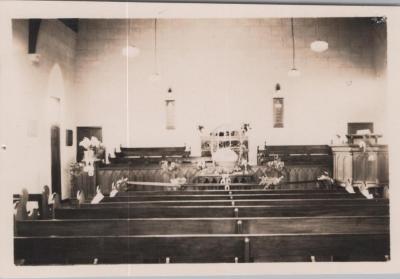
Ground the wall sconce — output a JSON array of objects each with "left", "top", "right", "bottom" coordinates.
[
  {"left": 28, "top": 53, "right": 41, "bottom": 65},
  {"left": 275, "top": 83, "right": 281, "bottom": 93},
  {"left": 165, "top": 88, "right": 175, "bottom": 130},
  {"left": 166, "top": 88, "right": 174, "bottom": 101}
]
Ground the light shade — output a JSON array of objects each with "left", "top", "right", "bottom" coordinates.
[
  {"left": 122, "top": 45, "right": 140, "bottom": 57},
  {"left": 288, "top": 68, "right": 301, "bottom": 77},
  {"left": 310, "top": 40, "right": 329, "bottom": 52},
  {"left": 148, "top": 72, "right": 161, "bottom": 82}
]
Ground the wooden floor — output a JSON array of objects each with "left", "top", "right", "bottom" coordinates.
[{"left": 14, "top": 185, "right": 390, "bottom": 265}]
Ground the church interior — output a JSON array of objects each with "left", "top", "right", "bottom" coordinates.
[{"left": 1, "top": 11, "right": 391, "bottom": 265}]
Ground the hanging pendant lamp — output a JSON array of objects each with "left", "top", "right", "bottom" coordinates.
[
  {"left": 288, "top": 18, "right": 300, "bottom": 77},
  {"left": 122, "top": 19, "right": 140, "bottom": 58},
  {"left": 310, "top": 18, "right": 328, "bottom": 53}
]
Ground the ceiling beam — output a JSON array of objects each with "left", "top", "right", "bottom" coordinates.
[
  {"left": 28, "top": 19, "right": 41, "bottom": 54},
  {"left": 58, "top": 19, "right": 79, "bottom": 33},
  {"left": 29, "top": 0, "right": 400, "bottom": 6}
]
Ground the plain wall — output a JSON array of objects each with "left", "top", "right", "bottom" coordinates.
[
  {"left": 2, "top": 17, "right": 387, "bottom": 196},
  {"left": 4, "top": 19, "right": 77, "bottom": 198},
  {"left": 74, "top": 18, "right": 387, "bottom": 163}
]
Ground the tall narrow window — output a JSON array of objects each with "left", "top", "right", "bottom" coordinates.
[
  {"left": 273, "top": 97, "right": 284, "bottom": 128},
  {"left": 165, "top": 88, "right": 175, "bottom": 130}
]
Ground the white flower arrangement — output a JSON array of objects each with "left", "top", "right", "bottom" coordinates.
[
  {"left": 265, "top": 157, "right": 285, "bottom": 172},
  {"left": 115, "top": 177, "right": 128, "bottom": 191},
  {"left": 79, "top": 136, "right": 104, "bottom": 157},
  {"left": 196, "top": 160, "right": 206, "bottom": 170},
  {"left": 259, "top": 156, "right": 285, "bottom": 189},
  {"left": 160, "top": 160, "right": 179, "bottom": 172},
  {"left": 79, "top": 136, "right": 105, "bottom": 176}
]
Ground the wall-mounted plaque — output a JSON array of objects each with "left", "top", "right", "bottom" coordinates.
[{"left": 66, "top": 129, "right": 73, "bottom": 146}]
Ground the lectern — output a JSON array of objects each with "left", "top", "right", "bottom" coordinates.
[{"left": 331, "top": 134, "right": 388, "bottom": 189}]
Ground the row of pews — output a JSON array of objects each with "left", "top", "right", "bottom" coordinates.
[{"left": 14, "top": 184, "right": 390, "bottom": 265}]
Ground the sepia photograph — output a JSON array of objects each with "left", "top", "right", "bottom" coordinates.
[{"left": 1, "top": 0, "right": 399, "bottom": 277}]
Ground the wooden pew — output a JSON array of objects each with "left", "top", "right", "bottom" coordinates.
[
  {"left": 120, "top": 146, "right": 190, "bottom": 158},
  {"left": 16, "top": 216, "right": 389, "bottom": 236},
  {"left": 257, "top": 144, "right": 332, "bottom": 166},
  {"left": 15, "top": 189, "right": 390, "bottom": 264},
  {"left": 78, "top": 198, "right": 389, "bottom": 208},
  {"left": 54, "top": 204, "right": 389, "bottom": 219},
  {"left": 14, "top": 232, "right": 389, "bottom": 264},
  {"left": 109, "top": 146, "right": 190, "bottom": 165},
  {"left": 13, "top": 186, "right": 51, "bottom": 220}
]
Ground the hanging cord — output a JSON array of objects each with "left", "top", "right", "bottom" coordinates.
[
  {"left": 126, "top": 18, "right": 130, "bottom": 145},
  {"left": 127, "top": 19, "right": 130, "bottom": 46},
  {"left": 154, "top": 18, "right": 158, "bottom": 73},
  {"left": 291, "top": 18, "right": 296, "bottom": 69}
]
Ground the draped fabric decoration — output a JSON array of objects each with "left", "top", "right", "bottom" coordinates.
[
  {"left": 273, "top": 97, "right": 284, "bottom": 128},
  {"left": 166, "top": 100, "right": 175, "bottom": 130}
]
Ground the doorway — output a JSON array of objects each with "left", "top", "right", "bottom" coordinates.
[{"left": 50, "top": 125, "right": 61, "bottom": 195}]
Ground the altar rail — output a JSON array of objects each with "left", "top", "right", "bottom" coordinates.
[{"left": 95, "top": 165, "right": 330, "bottom": 194}]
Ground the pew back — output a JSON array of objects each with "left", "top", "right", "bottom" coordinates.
[
  {"left": 16, "top": 216, "right": 389, "bottom": 236},
  {"left": 15, "top": 233, "right": 389, "bottom": 264},
  {"left": 54, "top": 204, "right": 389, "bottom": 219}
]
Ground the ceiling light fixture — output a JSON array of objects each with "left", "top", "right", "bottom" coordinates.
[
  {"left": 288, "top": 18, "right": 300, "bottom": 77},
  {"left": 310, "top": 18, "right": 328, "bottom": 53},
  {"left": 122, "top": 19, "right": 140, "bottom": 58}
]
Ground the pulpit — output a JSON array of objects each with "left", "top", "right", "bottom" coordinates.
[{"left": 331, "top": 141, "right": 388, "bottom": 189}]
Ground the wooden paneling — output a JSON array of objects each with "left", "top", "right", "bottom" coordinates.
[
  {"left": 73, "top": 171, "right": 96, "bottom": 199},
  {"left": 332, "top": 145, "right": 389, "bottom": 188},
  {"left": 50, "top": 126, "right": 61, "bottom": 196},
  {"left": 348, "top": 122, "right": 374, "bottom": 134}
]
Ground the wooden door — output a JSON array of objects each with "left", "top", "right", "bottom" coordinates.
[
  {"left": 76, "top": 127, "right": 102, "bottom": 162},
  {"left": 51, "top": 125, "right": 61, "bottom": 196}
]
